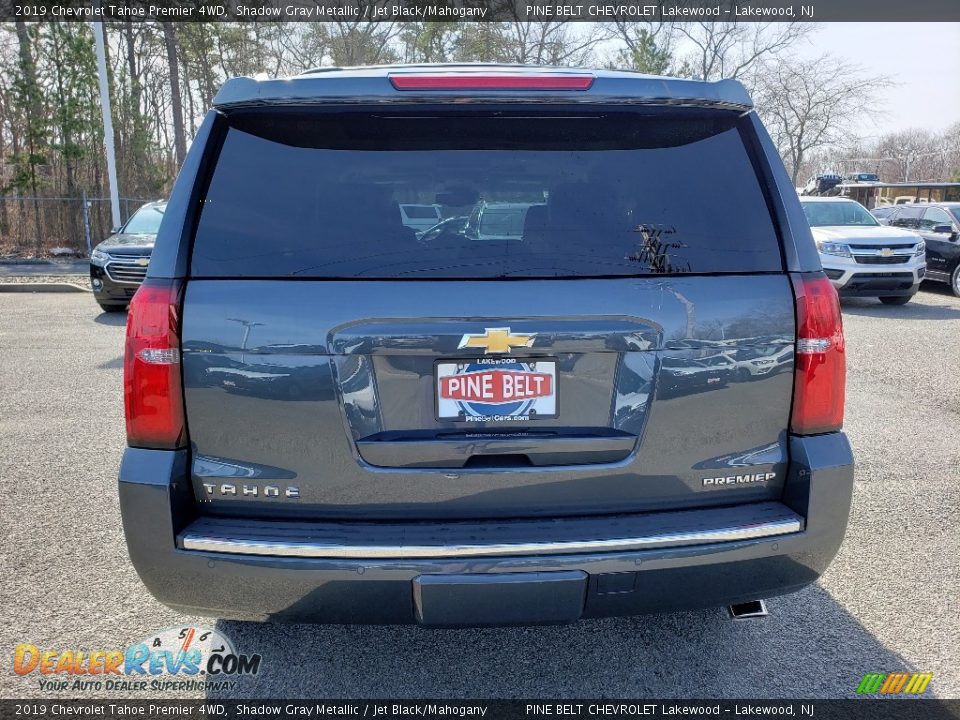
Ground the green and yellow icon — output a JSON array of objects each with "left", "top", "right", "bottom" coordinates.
[{"left": 857, "top": 672, "right": 933, "bottom": 695}]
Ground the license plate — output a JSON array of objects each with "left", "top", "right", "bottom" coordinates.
[{"left": 436, "top": 358, "right": 557, "bottom": 421}]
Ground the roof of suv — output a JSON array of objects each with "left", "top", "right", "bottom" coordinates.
[
  {"left": 212, "top": 64, "right": 753, "bottom": 110},
  {"left": 899, "top": 202, "right": 960, "bottom": 209}
]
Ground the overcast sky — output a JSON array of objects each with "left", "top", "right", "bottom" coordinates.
[{"left": 795, "top": 23, "right": 960, "bottom": 137}]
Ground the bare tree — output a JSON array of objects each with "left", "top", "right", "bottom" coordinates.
[
  {"left": 676, "top": 18, "right": 811, "bottom": 82},
  {"left": 754, "top": 55, "right": 883, "bottom": 185},
  {"left": 945, "top": 121, "right": 960, "bottom": 181},
  {"left": 321, "top": 19, "right": 402, "bottom": 66},
  {"left": 162, "top": 22, "right": 186, "bottom": 166},
  {"left": 500, "top": 22, "right": 609, "bottom": 66},
  {"left": 874, "top": 129, "right": 946, "bottom": 182},
  {"left": 803, "top": 121, "right": 960, "bottom": 183},
  {"left": 454, "top": 24, "right": 512, "bottom": 62},
  {"left": 399, "top": 22, "right": 462, "bottom": 63},
  {"left": 453, "top": 22, "right": 607, "bottom": 66},
  {"left": 608, "top": 17, "right": 809, "bottom": 82},
  {"left": 608, "top": 21, "right": 678, "bottom": 74},
  {"left": 13, "top": 20, "right": 45, "bottom": 253}
]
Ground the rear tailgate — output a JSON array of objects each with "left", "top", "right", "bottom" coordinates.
[
  {"left": 183, "top": 276, "right": 792, "bottom": 519},
  {"left": 181, "top": 106, "right": 794, "bottom": 521}
]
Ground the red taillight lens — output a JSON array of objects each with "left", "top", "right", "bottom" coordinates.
[
  {"left": 791, "top": 274, "right": 845, "bottom": 435},
  {"left": 124, "top": 279, "right": 185, "bottom": 449},
  {"left": 389, "top": 74, "right": 594, "bottom": 91}
]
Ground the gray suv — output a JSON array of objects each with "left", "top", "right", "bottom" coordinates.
[{"left": 119, "top": 65, "right": 854, "bottom": 626}]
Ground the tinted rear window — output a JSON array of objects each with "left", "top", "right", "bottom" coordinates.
[
  {"left": 402, "top": 205, "right": 440, "bottom": 219},
  {"left": 191, "top": 110, "right": 782, "bottom": 278}
]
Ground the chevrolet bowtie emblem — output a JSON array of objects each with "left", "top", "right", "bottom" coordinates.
[{"left": 458, "top": 327, "right": 535, "bottom": 354}]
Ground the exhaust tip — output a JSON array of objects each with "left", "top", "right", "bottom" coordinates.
[{"left": 728, "top": 599, "right": 768, "bottom": 620}]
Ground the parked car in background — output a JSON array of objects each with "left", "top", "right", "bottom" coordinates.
[
  {"left": 657, "top": 355, "right": 732, "bottom": 398},
  {"left": 886, "top": 202, "right": 960, "bottom": 295},
  {"left": 465, "top": 202, "right": 544, "bottom": 240},
  {"left": 802, "top": 173, "right": 843, "bottom": 196},
  {"left": 844, "top": 172, "right": 880, "bottom": 183},
  {"left": 418, "top": 215, "right": 469, "bottom": 244},
  {"left": 870, "top": 206, "right": 897, "bottom": 224},
  {"left": 399, "top": 204, "right": 442, "bottom": 235},
  {"left": 800, "top": 197, "right": 926, "bottom": 305},
  {"left": 728, "top": 344, "right": 793, "bottom": 379},
  {"left": 89, "top": 200, "right": 166, "bottom": 312},
  {"left": 118, "top": 65, "right": 853, "bottom": 626}
]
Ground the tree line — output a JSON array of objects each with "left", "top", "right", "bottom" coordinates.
[{"left": 1, "top": 19, "right": 957, "bottom": 255}]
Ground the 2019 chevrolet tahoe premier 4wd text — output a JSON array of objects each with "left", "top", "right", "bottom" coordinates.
[{"left": 119, "top": 65, "right": 854, "bottom": 626}]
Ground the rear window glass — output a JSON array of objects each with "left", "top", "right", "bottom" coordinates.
[
  {"left": 473, "top": 205, "right": 536, "bottom": 239},
  {"left": 402, "top": 205, "right": 440, "bottom": 219},
  {"left": 191, "top": 111, "right": 782, "bottom": 278}
]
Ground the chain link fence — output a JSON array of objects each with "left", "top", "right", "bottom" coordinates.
[{"left": 0, "top": 195, "right": 158, "bottom": 258}]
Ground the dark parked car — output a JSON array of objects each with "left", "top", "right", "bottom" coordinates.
[
  {"left": 885, "top": 202, "right": 960, "bottom": 295},
  {"left": 89, "top": 200, "right": 166, "bottom": 311},
  {"left": 870, "top": 205, "right": 897, "bottom": 224},
  {"left": 119, "top": 65, "right": 853, "bottom": 626},
  {"left": 844, "top": 172, "right": 880, "bottom": 183},
  {"left": 657, "top": 354, "right": 733, "bottom": 398},
  {"left": 418, "top": 215, "right": 469, "bottom": 244},
  {"left": 802, "top": 173, "right": 843, "bottom": 196}
]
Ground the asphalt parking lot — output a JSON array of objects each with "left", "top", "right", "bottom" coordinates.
[{"left": 1, "top": 287, "right": 958, "bottom": 700}]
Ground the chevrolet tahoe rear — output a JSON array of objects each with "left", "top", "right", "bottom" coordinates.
[{"left": 118, "top": 65, "right": 854, "bottom": 626}]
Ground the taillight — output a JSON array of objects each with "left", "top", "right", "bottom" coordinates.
[
  {"left": 388, "top": 74, "right": 594, "bottom": 91},
  {"left": 124, "top": 279, "right": 185, "bottom": 449},
  {"left": 790, "top": 274, "right": 845, "bottom": 435}
]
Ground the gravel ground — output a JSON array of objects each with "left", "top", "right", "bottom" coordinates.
[
  {"left": 0, "top": 264, "right": 90, "bottom": 291},
  {"left": 0, "top": 260, "right": 88, "bottom": 278},
  {"left": 0, "top": 275, "right": 90, "bottom": 288},
  {"left": 1, "top": 287, "right": 958, "bottom": 700}
]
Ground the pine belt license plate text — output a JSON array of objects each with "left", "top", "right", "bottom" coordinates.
[{"left": 436, "top": 359, "right": 558, "bottom": 422}]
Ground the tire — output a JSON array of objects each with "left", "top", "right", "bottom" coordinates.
[
  {"left": 951, "top": 266, "right": 960, "bottom": 297},
  {"left": 98, "top": 302, "right": 127, "bottom": 312},
  {"left": 878, "top": 296, "right": 912, "bottom": 306}
]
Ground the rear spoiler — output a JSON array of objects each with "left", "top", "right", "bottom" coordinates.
[{"left": 212, "top": 69, "right": 753, "bottom": 111}]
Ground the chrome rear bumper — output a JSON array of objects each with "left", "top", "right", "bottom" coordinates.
[{"left": 179, "top": 502, "right": 802, "bottom": 559}]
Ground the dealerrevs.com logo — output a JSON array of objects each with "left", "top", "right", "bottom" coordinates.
[{"left": 13, "top": 626, "right": 262, "bottom": 693}]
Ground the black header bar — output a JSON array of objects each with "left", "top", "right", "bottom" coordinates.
[
  {"left": 1, "top": 700, "right": 957, "bottom": 720},
  {"left": 5, "top": 0, "right": 960, "bottom": 22}
]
